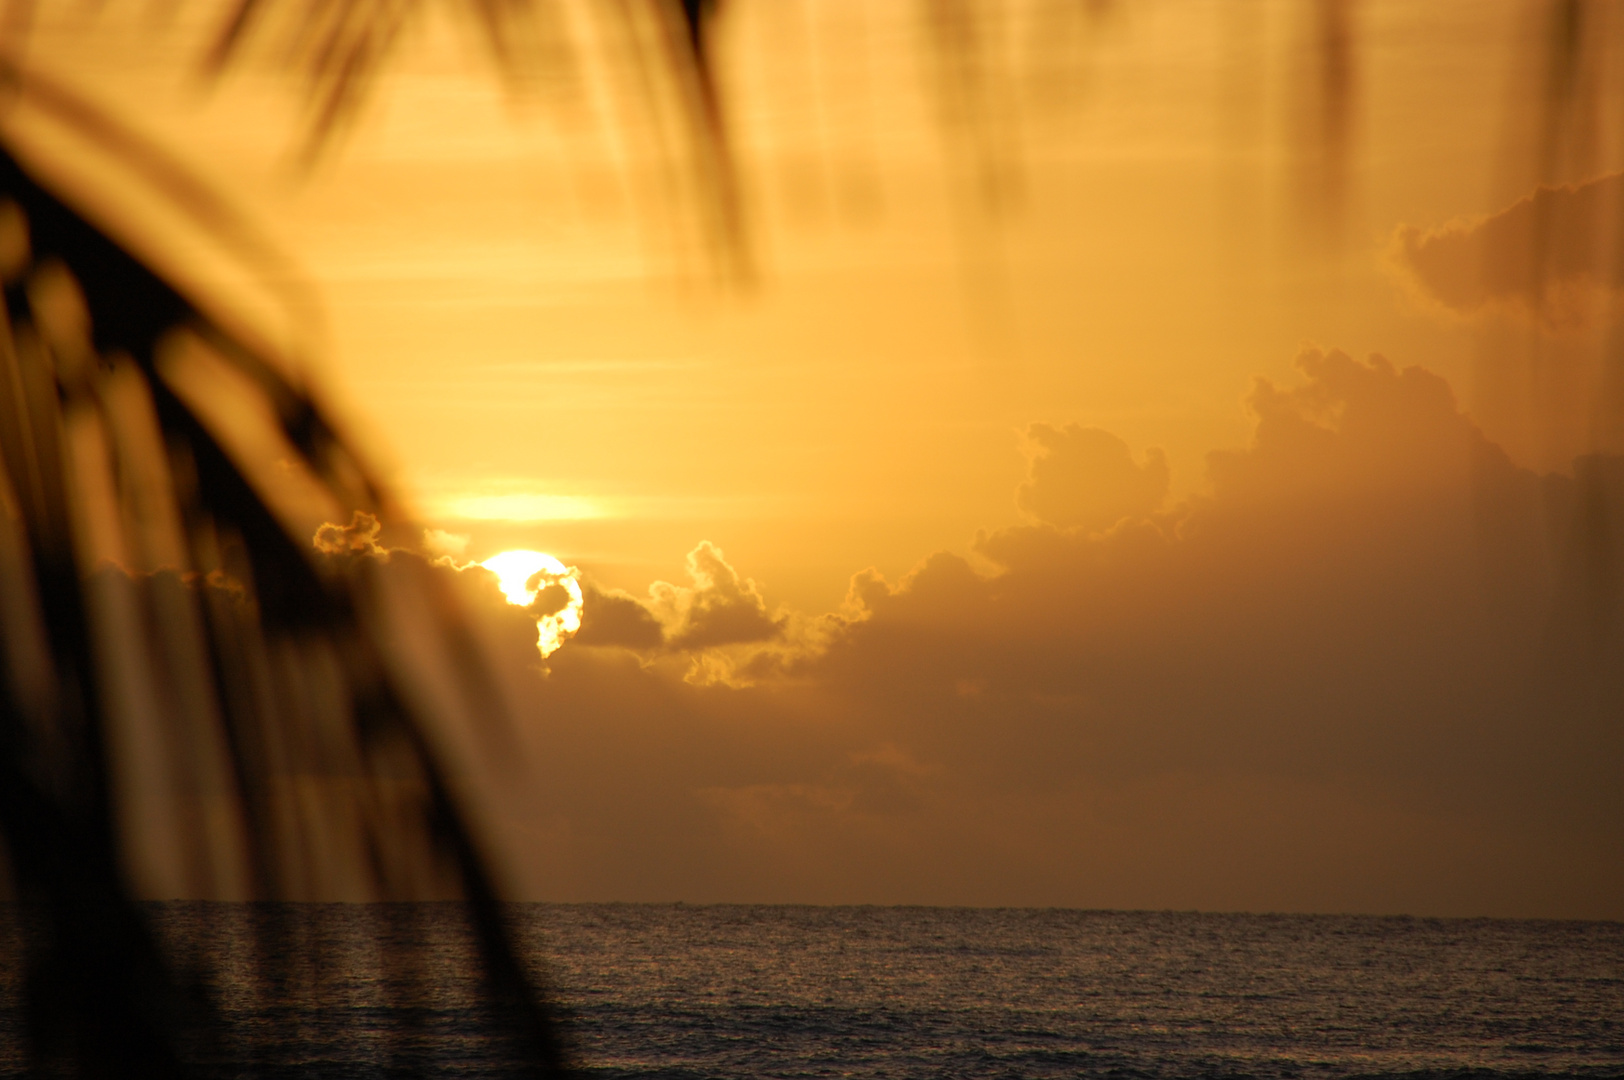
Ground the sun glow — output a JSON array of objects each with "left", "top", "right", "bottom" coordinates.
[
  {"left": 438, "top": 494, "right": 604, "bottom": 522},
  {"left": 481, "top": 549, "right": 585, "bottom": 658}
]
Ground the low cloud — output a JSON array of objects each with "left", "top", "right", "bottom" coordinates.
[
  {"left": 573, "top": 583, "right": 665, "bottom": 649},
  {"left": 1207, "top": 347, "right": 1493, "bottom": 498},
  {"left": 649, "top": 541, "right": 785, "bottom": 650},
  {"left": 390, "top": 350, "right": 1623, "bottom": 917},
  {"left": 313, "top": 520, "right": 788, "bottom": 668},
  {"left": 312, "top": 510, "right": 387, "bottom": 557},
  {"left": 1016, "top": 423, "right": 1169, "bottom": 530},
  {"left": 1394, "top": 171, "right": 1624, "bottom": 329}
]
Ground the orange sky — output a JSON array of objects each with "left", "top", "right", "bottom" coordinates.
[{"left": 23, "top": 0, "right": 1624, "bottom": 916}]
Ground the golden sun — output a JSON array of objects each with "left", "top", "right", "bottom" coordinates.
[{"left": 481, "top": 549, "right": 585, "bottom": 658}]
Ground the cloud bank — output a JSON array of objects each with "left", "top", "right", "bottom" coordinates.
[
  {"left": 367, "top": 349, "right": 1622, "bottom": 917},
  {"left": 1016, "top": 423, "right": 1169, "bottom": 530},
  {"left": 1394, "top": 171, "right": 1624, "bottom": 329}
]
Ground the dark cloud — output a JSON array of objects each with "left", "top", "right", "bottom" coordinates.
[
  {"left": 1016, "top": 422, "right": 1169, "bottom": 529},
  {"left": 653, "top": 541, "right": 784, "bottom": 650},
  {"left": 388, "top": 351, "right": 1623, "bottom": 916},
  {"left": 573, "top": 583, "right": 665, "bottom": 649},
  {"left": 1394, "top": 171, "right": 1624, "bottom": 329},
  {"left": 312, "top": 510, "right": 386, "bottom": 556},
  {"left": 1207, "top": 347, "right": 1495, "bottom": 499},
  {"left": 523, "top": 542, "right": 788, "bottom": 658},
  {"left": 529, "top": 581, "right": 574, "bottom": 618}
]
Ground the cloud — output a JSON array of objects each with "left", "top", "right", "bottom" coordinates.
[
  {"left": 573, "top": 583, "right": 665, "bottom": 649},
  {"left": 422, "top": 528, "right": 469, "bottom": 558},
  {"left": 311, "top": 518, "right": 594, "bottom": 659},
  {"left": 1394, "top": 171, "right": 1624, "bottom": 329},
  {"left": 318, "top": 519, "right": 784, "bottom": 665},
  {"left": 1206, "top": 347, "right": 1495, "bottom": 499},
  {"left": 650, "top": 541, "right": 785, "bottom": 650},
  {"left": 312, "top": 510, "right": 386, "bottom": 557},
  {"left": 1016, "top": 422, "right": 1169, "bottom": 529},
  {"left": 341, "top": 352, "right": 1624, "bottom": 916},
  {"left": 516, "top": 543, "right": 791, "bottom": 659}
]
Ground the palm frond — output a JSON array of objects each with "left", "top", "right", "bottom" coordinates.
[{"left": 0, "top": 77, "right": 565, "bottom": 1075}]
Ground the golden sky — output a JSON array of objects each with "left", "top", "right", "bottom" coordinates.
[{"left": 22, "top": 0, "right": 1624, "bottom": 916}]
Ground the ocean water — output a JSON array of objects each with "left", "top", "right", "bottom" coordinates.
[
  {"left": 3, "top": 904, "right": 1621, "bottom": 1078},
  {"left": 532, "top": 906, "right": 1624, "bottom": 1080}
]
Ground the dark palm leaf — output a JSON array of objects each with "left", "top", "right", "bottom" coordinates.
[{"left": 0, "top": 61, "right": 565, "bottom": 1078}]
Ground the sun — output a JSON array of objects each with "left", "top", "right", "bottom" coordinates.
[{"left": 481, "top": 549, "right": 585, "bottom": 657}]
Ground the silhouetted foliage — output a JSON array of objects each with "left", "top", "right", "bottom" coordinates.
[{"left": 0, "top": 122, "right": 563, "bottom": 1079}]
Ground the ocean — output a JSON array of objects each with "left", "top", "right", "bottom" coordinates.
[{"left": 4, "top": 904, "right": 1622, "bottom": 1078}]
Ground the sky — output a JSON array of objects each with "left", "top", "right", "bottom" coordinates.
[{"left": 19, "top": 0, "right": 1624, "bottom": 917}]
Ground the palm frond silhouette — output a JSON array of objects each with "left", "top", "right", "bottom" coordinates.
[{"left": 0, "top": 10, "right": 634, "bottom": 1072}]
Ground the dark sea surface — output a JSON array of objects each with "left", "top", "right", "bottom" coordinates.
[{"left": 3, "top": 903, "right": 1621, "bottom": 1078}]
